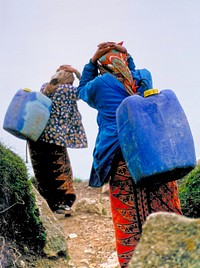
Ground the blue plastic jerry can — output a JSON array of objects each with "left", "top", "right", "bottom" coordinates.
[
  {"left": 116, "top": 89, "right": 196, "bottom": 186},
  {"left": 3, "top": 88, "right": 52, "bottom": 142}
]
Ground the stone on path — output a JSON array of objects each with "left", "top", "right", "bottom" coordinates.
[{"left": 128, "top": 212, "right": 200, "bottom": 268}]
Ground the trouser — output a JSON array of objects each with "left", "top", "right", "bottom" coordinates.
[
  {"left": 109, "top": 155, "right": 182, "bottom": 268},
  {"left": 28, "top": 140, "right": 76, "bottom": 211}
]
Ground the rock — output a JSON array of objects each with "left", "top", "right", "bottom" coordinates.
[
  {"left": 18, "top": 260, "right": 27, "bottom": 268},
  {"left": 0, "top": 238, "right": 27, "bottom": 268},
  {"left": 32, "top": 186, "right": 68, "bottom": 258},
  {"left": 80, "top": 259, "right": 89, "bottom": 265},
  {"left": 75, "top": 197, "right": 103, "bottom": 215},
  {"left": 100, "top": 251, "right": 119, "bottom": 268},
  {"left": 68, "top": 233, "right": 78, "bottom": 239},
  {"left": 67, "top": 259, "right": 77, "bottom": 268},
  {"left": 102, "top": 183, "right": 109, "bottom": 194},
  {"left": 128, "top": 212, "right": 200, "bottom": 268},
  {"left": 84, "top": 248, "right": 96, "bottom": 254}
]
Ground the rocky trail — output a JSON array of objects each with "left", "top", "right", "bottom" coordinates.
[{"left": 44, "top": 181, "right": 120, "bottom": 268}]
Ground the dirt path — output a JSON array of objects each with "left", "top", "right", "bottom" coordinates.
[{"left": 56, "top": 181, "right": 120, "bottom": 268}]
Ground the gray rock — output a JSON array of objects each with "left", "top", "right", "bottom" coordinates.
[
  {"left": 75, "top": 197, "right": 103, "bottom": 215},
  {"left": 32, "top": 186, "right": 68, "bottom": 258},
  {"left": 100, "top": 251, "right": 119, "bottom": 268},
  {"left": 128, "top": 212, "right": 200, "bottom": 268}
]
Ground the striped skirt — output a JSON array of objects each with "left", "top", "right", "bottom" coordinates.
[
  {"left": 28, "top": 140, "right": 76, "bottom": 211},
  {"left": 109, "top": 156, "right": 182, "bottom": 268}
]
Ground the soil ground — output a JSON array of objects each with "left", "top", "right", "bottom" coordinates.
[{"left": 35, "top": 180, "right": 120, "bottom": 268}]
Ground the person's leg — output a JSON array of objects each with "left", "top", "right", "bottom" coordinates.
[
  {"left": 147, "top": 180, "right": 182, "bottom": 215},
  {"left": 28, "top": 140, "right": 76, "bottom": 213},
  {"left": 109, "top": 159, "right": 146, "bottom": 268},
  {"left": 28, "top": 140, "right": 57, "bottom": 209},
  {"left": 55, "top": 147, "right": 76, "bottom": 210},
  {"left": 108, "top": 154, "right": 182, "bottom": 268}
]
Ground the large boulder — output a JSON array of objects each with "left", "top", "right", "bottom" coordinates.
[
  {"left": 128, "top": 212, "right": 200, "bottom": 268},
  {"left": 32, "top": 186, "right": 68, "bottom": 257}
]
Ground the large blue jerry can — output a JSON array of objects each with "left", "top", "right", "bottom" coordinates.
[
  {"left": 116, "top": 89, "right": 196, "bottom": 186},
  {"left": 3, "top": 89, "right": 52, "bottom": 142}
]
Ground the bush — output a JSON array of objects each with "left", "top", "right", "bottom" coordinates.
[
  {"left": 0, "top": 142, "right": 46, "bottom": 252},
  {"left": 73, "top": 177, "right": 82, "bottom": 183},
  {"left": 178, "top": 165, "right": 200, "bottom": 218}
]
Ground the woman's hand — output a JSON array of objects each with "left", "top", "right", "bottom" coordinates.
[
  {"left": 97, "top": 42, "right": 116, "bottom": 50},
  {"left": 91, "top": 41, "right": 127, "bottom": 63},
  {"left": 57, "top": 65, "right": 76, "bottom": 73},
  {"left": 56, "top": 65, "right": 81, "bottom": 80},
  {"left": 91, "top": 46, "right": 113, "bottom": 63},
  {"left": 114, "top": 43, "right": 127, "bottom": 53}
]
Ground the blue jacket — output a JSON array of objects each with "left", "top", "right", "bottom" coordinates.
[{"left": 78, "top": 56, "right": 152, "bottom": 187}]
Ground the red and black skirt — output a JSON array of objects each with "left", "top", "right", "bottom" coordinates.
[
  {"left": 109, "top": 151, "right": 182, "bottom": 268},
  {"left": 28, "top": 140, "right": 76, "bottom": 211}
]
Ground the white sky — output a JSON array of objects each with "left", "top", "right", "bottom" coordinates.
[{"left": 1, "top": 0, "right": 200, "bottom": 180}]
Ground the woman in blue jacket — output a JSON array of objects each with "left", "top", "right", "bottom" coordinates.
[{"left": 77, "top": 42, "right": 182, "bottom": 268}]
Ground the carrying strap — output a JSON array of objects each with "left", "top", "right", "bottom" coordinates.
[{"left": 26, "top": 141, "right": 28, "bottom": 163}]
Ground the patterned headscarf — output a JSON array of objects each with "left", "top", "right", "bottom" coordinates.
[{"left": 97, "top": 50, "right": 137, "bottom": 95}]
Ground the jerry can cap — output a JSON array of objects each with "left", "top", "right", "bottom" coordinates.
[
  {"left": 23, "top": 88, "right": 32, "bottom": 92},
  {"left": 144, "top": 89, "right": 159, "bottom": 98}
]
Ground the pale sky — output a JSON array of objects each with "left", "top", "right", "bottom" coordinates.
[{"left": 1, "top": 0, "right": 200, "bottom": 180}]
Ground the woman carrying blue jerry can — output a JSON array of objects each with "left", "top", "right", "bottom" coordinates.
[
  {"left": 27, "top": 65, "right": 88, "bottom": 216},
  {"left": 77, "top": 41, "right": 195, "bottom": 268},
  {"left": 3, "top": 65, "right": 88, "bottom": 216}
]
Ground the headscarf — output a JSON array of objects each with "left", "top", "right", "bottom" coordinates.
[
  {"left": 97, "top": 50, "right": 137, "bottom": 95},
  {"left": 50, "top": 70, "right": 75, "bottom": 85}
]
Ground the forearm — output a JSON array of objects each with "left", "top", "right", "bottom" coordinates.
[
  {"left": 77, "top": 59, "right": 98, "bottom": 93},
  {"left": 41, "top": 83, "right": 56, "bottom": 96},
  {"left": 75, "top": 71, "right": 81, "bottom": 80},
  {"left": 56, "top": 65, "right": 81, "bottom": 80}
]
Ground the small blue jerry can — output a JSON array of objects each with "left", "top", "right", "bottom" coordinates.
[{"left": 3, "top": 88, "right": 52, "bottom": 142}]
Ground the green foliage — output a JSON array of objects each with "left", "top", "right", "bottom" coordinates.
[
  {"left": 73, "top": 177, "right": 82, "bottom": 183},
  {"left": 0, "top": 142, "right": 46, "bottom": 252},
  {"left": 178, "top": 165, "right": 200, "bottom": 218}
]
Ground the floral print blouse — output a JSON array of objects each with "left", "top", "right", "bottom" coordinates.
[{"left": 39, "top": 83, "right": 88, "bottom": 148}]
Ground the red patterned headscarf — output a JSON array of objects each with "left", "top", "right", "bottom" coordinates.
[{"left": 97, "top": 50, "right": 137, "bottom": 95}]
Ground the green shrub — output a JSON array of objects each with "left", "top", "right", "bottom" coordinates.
[
  {"left": 178, "top": 165, "right": 200, "bottom": 218},
  {"left": 73, "top": 177, "right": 82, "bottom": 183},
  {"left": 0, "top": 142, "right": 46, "bottom": 252}
]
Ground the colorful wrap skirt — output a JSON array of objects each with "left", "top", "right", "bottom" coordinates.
[
  {"left": 109, "top": 152, "right": 182, "bottom": 268},
  {"left": 28, "top": 140, "right": 76, "bottom": 211}
]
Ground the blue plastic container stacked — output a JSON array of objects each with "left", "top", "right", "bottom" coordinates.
[
  {"left": 3, "top": 89, "right": 52, "bottom": 141},
  {"left": 116, "top": 89, "right": 196, "bottom": 186}
]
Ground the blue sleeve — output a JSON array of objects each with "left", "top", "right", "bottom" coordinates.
[
  {"left": 77, "top": 59, "right": 98, "bottom": 93},
  {"left": 127, "top": 54, "right": 136, "bottom": 72},
  {"left": 77, "top": 59, "right": 99, "bottom": 107}
]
